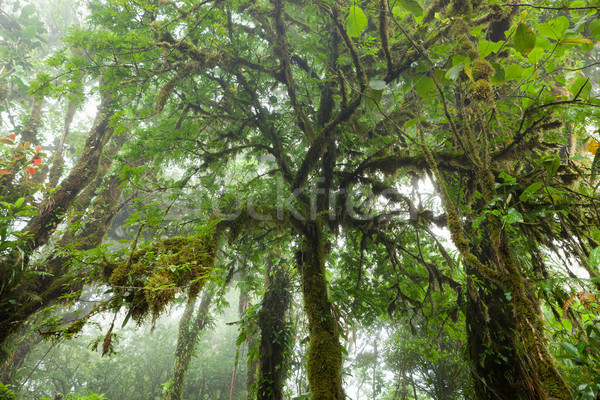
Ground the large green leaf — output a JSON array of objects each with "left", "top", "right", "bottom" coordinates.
[
  {"left": 413, "top": 75, "right": 436, "bottom": 98},
  {"left": 514, "top": 23, "right": 536, "bottom": 56},
  {"left": 397, "top": 0, "right": 423, "bottom": 17},
  {"left": 445, "top": 63, "right": 465, "bottom": 81},
  {"left": 504, "top": 64, "right": 523, "bottom": 81},
  {"left": 345, "top": 5, "right": 368, "bottom": 38},
  {"left": 538, "top": 16, "right": 569, "bottom": 40}
]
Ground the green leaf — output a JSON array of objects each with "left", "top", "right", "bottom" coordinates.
[
  {"left": 569, "top": 77, "right": 591, "bottom": 98},
  {"left": 369, "top": 79, "right": 386, "bottom": 90},
  {"left": 345, "top": 5, "right": 368, "bottom": 38},
  {"left": 370, "top": 88, "right": 383, "bottom": 104},
  {"left": 562, "top": 342, "right": 580, "bottom": 358},
  {"left": 504, "top": 64, "right": 523, "bottom": 81},
  {"left": 589, "top": 247, "right": 600, "bottom": 270},
  {"left": 502, "top": 208, "right": 523, "bottom": 225},
  {"left": 490, "top": 62, "right": 505, "bottom": 84},
  {"left": 21, "top": 4, "right": 36, "bottom": 18},
  {"left": 14, "top": 198, "right": 24, "bottom": 209},
  {"left": 479, "top": 40, "right": 503, "bottom": 58},
  {"left": 538, "top": 16, "right": 569, "bottom": 40},
  {"left": 541, "top": 155, "right": 560, "bottom": 177},
  {"left": 397, "top": 0, "right": 423, "bottom": 17},
  {"left": 413, "top": 75, "right": 436, "bottom": 98},
  {"left": 236, "top": 331, "right": 247, "bottom": 346},
  {"left": 21, "top": 26, "right": 37, "bottom": 40},
  {"left": 498, "top": 171, "right": 516, "bottom": 183},
  {"left": 589, "top": 19, "right": 600, "bottom": 39},
  {"left": 404, "top": 118, "right": 418, "bottom": 127},
  {"left": 514, "top": 23, "right": 536, "bottom": 56},
  {"left": 519, "top": 182, "right": 543, "bottom": 202},
  {"left": 445, "top": 63, "right": 464, "bottom": 81},
  {"left": 433, "top": 69, "right": 450, "bottom": 86}
]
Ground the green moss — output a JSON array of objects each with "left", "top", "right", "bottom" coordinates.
[
  {"left": 307, "top": 330, "right": 343, "bottom": 400},
  {"left": 452, "top": 18, "right": 470, "bottom": 35},
  {"left": 65, "top": 319, "right": 86, "bottom": 336},
  {"left": 106, "top": 222, "right": 221, "bottom": 324},
  {"left": 472, "top": 59, "right": 494, "bottom": 81},
  {"left": 457, "top": 34, "right": 479, "bottom": 60},
  {"left": 450, "top": 0, "right": 472, "bottom": 16},
  {"left": 470, "top": 79, "right": 494, "bottom": 105}
]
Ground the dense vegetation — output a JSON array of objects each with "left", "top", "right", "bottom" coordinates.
[{"left": 1, "top": 0, "right": 600, "bottom": 399}]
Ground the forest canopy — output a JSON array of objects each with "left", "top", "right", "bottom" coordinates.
[{"left": 1, "top": 0, "right": 600, "bottom": 399}]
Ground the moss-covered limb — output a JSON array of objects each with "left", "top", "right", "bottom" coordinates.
[
  {"left": 421, "top": 0, "right": 452, "bottom": 24},
  {"left": 299, "top": 221, "right": 344, "bottom": 400},
  {"left": 23, "top": 77, "right": 115, "bottom": 252},
  {"left": 330, "top": 2, "right": 367, "bottom": 93},
  {"left": 269, "top": 0, "right": 315, "bottom": 142},
  {"left": 0, "top": 273, "right": 81, "bottom": 354},
  {"left": 0, "top": 165, "right": 125, "bottom": 359},
  {"left": 233, "top": 72, "right": 295, "bottom": 185},
  {"left": 163, "top": 286, "right": 215, "bottom": 400},
  {"left": 419, "top": 130, "right": 502, "bottom": 283},
  {"left": 291, "top": 96, "right": 361, "bottom": 189},
  {"left": 106, "top": 221, "right": 222, "bottom": 324},
  {"left": 379, "top": 0, "right": 394, "bottom": 80},
  {"left": 315, "top": 22, "right": 340, "bottom": 128},
  {"left": 257, "top": 259, "right": 291, "bottom": 400}
]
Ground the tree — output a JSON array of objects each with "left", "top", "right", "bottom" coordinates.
[{"left": 2, "top": 0, "right": 600, "bottom": 399}]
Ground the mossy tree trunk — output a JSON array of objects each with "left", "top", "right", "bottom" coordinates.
[
  {"left": 19, "top": 96, "right": 44, "bottom": 145},
  {"left": 0, "top": 169, "right": 124, "bottom": 364},
  {"left": 298, "top": 221, "right": 344, "bottom": 400},
  {"left": 0, "top": 96, "right": 120, "bottom": 357},
  {"left": 163, "top": 286, "right": 215, "bottom": 400},
  {"left": 256, "top": 257, "right": 291, "bottom": 400},
  {"left": 465, "top": 236, "right": 571, "bottom": 400},
  {"left": 23, "top": 76, "right": 115, "bottom": 252}
]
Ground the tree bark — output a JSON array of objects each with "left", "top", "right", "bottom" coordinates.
[
  {"left": 163, "top": 286, "right": 214, "bottom": 400},
  {"left": 298, "top": 221, "right": 344, "bottom": 400},
  {"left": 20, "top": 96, "right": 43, "bottom": 145},
  {"left": 465, "top": 230, "right": 571, "bottom": 400},
  {"left": 23, "top": 77, "right": 115, "bottom": 252},
  {"left": 256, "top": 258, "right": 291, "bottom": 400},
  {"left": 0, "top": 146, "right": 123, "bottom": 358}
]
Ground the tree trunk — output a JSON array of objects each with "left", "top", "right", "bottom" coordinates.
[
  {"left": 23, "top": 77, "right": 115, "bottom": 252},
  {"left": 48, "top": 90, "right": 81, "bottom": 187},
  {"left": 256, "top": 258, "right": 291, "bottom": 400},
  {"left": 0, "top": 332, "right": 42, "bottom": 385},
  {"left": 466, "top": 231, "right": 571, "bottom": 400},
  {"left": 0, "top": 130, "right": 121, "bottom": 358},
  {"left": 246, "top": 328, "right": 258, "bottom": 400},
  {"left": 20, "top": 96, "right": 43, "bottom": 144},
  {"left": 298, "top": 221, "right": 344, "bottom": 400},
  {"left": 163, "top": 286, "right": 215, "bottom": 400}
]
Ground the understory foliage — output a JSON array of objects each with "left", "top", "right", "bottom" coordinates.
[{"left": 1, "top": 0, "right": 600, "bottom": 399}]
